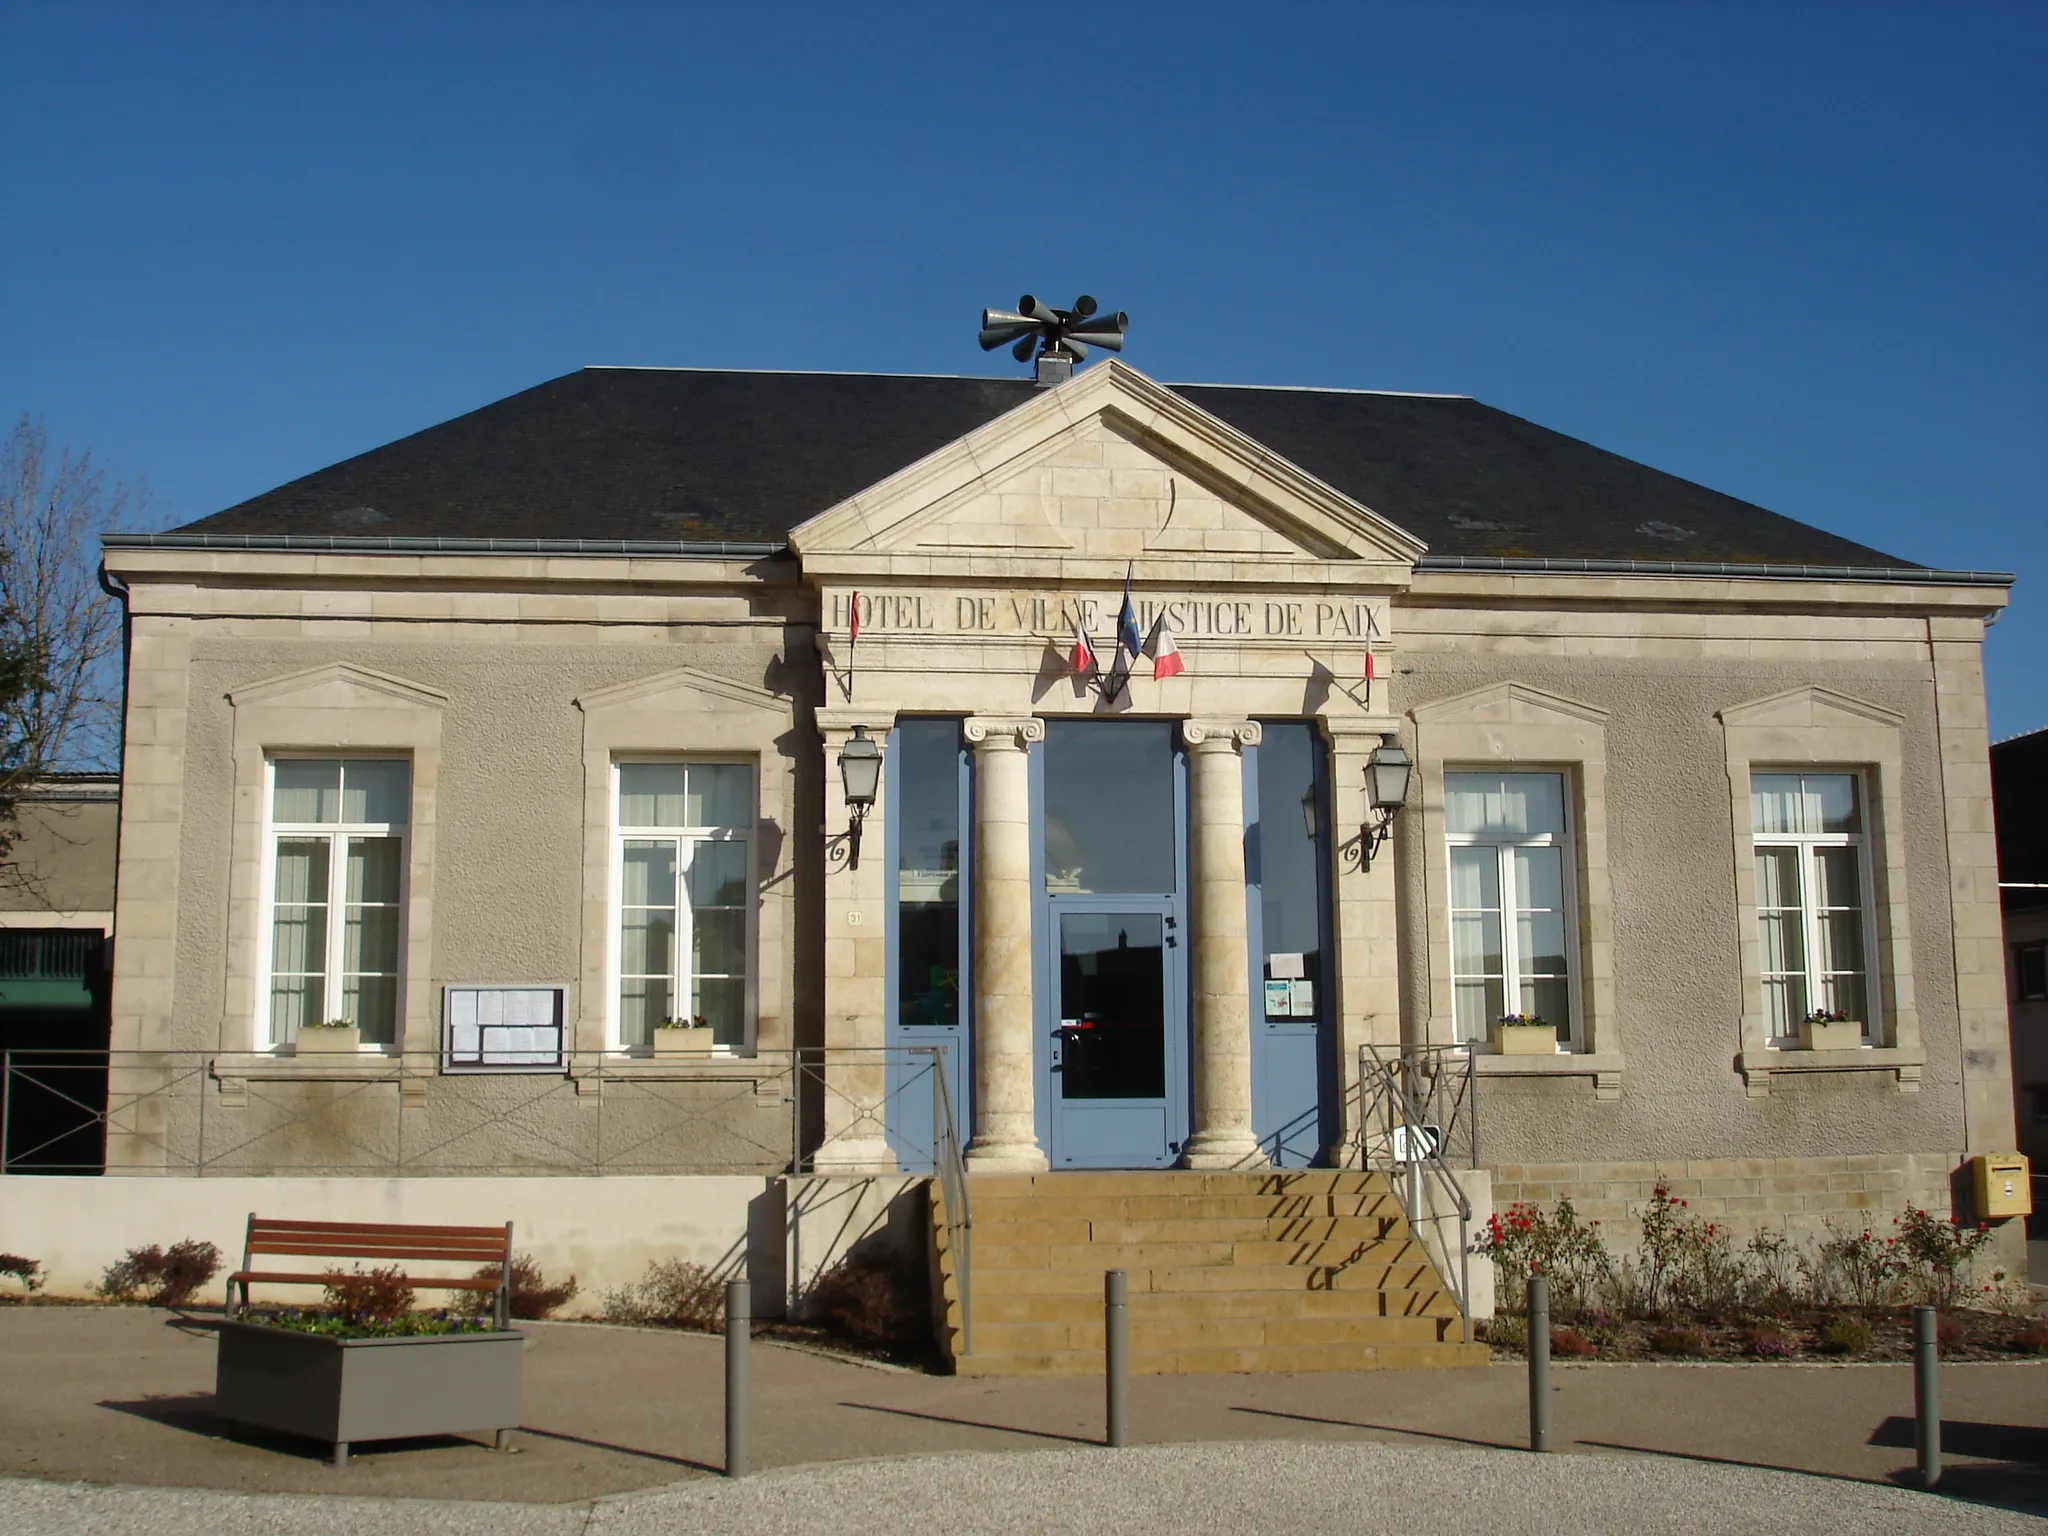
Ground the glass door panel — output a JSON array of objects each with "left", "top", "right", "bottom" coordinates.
[{"left": 1058, "top": 913, "right": 1166, "bottom": 1100}]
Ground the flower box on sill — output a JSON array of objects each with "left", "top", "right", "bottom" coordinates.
[
  {"left": 1797, "top": 1017, "right": 1866, "bottom": 1052},
  {"left": 1492, "top": 1017, "right": 1558, "bottom": 1055},
  {"left": 651, "top": 1024, "right": 717, "bottom": 1057},
  {"left": 293, "top": 1023, "right": 360, "bottom": 1055}
]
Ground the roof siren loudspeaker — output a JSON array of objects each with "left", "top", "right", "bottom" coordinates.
[{"left": 979, "top": 294, "right": 1128, "bottom": 384}]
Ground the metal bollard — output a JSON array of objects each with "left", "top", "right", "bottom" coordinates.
[
  {"left": 1914, "top": 1305, "right": 1940, "bottom": 1490},
  {"left": 1527, "top": 1274, "right": 1551, "bottom": 1453},
  {"left": 725, "top": 1278, "right": 751, "bottom": 1479},
  {"left": 1104, "top": 1269, "right": 1129, "bottom": 1448}
]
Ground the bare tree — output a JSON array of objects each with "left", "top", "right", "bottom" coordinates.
[{"left": 0, "top": 414, "right": 149, "bottom": 774}]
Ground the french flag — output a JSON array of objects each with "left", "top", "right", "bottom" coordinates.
[
  {"left": 1143, "top": 614, "right": 1185, "bottom": 679},
  {"left": 1070, "top": 618, "right": 1096, "bottom": 676}
]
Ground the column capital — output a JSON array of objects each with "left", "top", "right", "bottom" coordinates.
[
  {"left": 816, "top": 707, "right": 897, "bottom": 746},
  {"left": 964, "top": 715, "right": 1044, "bottom": 751},
  {"left": 1182, "top": 718, "right": 1261, "bottom": 751},
  {"left": 1323, "top": 720, "right": 1405, "bottom": 750}
]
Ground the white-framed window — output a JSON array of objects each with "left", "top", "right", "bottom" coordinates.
[
  {"left": 1751, "top": 771, "right": 1877, "bottom": 1043},
  {"left": 261, "top": 757, "right": 409, "bottom": 1047},
  {"left": 611, "top": 760, "right": 754, "bottom": 1050},
  {"left": 1444, "top": 770, "right": 1579, "bottom": 1046}
]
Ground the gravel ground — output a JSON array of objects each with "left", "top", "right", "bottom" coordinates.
[{"left": 4, "top": 1441, "right": 2032, "bottom": 1536}]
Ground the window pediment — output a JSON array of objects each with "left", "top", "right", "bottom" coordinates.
[
  {"left": 227, "top": 663, "right": 447, "bottom": 714},
  {"left": 1411, "top": 681, "right": 1609, "bottom": 730},
  {"left": 1717, "top": 686, "right": 1903, "bottom": 732},
  {"left": 575, "top": 666, "right": 788, "bottom": 719}
]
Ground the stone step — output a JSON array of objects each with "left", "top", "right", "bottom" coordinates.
[
  {"left": 962, "top": 1312, "right": 1455, "bottom": 1357},
  {"left": 967, "top": 1286, "right": 1455, "bottom": 1326},
  {"left": 963, "top": 1260, "right": 1454, "bottom": 1306},
  {"left": 954, "top": 1339, "right": 1490, "bottom": 1378},
  {"left": 965, "top": 1214, "right": 1406, "bottom": 1246},
  {"left": 968, "top": 1192, "right": 1404, "bottom": 1223},
  {"left": 945, "top": 1291, "right": 1458, "bottom": 1337},
  {"left": 965, "top": 1171, "right": 1398, "bottom": 1199},
  {"left": 973, "top": 1235, "right": 1431, "bottom": 1274}
]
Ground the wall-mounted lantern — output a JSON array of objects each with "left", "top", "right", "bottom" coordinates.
[
  {"left": 1361, "top": 733, "right": 1413, "bottom": 870},
  {"left": 1300, "top": 784, "right": 1319, "bottom": 842},
  {"left": 837, "top": 724, "right": 883, "bottom": 869}
]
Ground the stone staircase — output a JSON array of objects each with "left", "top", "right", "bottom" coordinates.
[{"left": 930, "top": 1170, "right": 1487, "bottom": 1376}]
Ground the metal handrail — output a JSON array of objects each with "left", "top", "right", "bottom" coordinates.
[
  {"left": 923, "top": 1044, "right": 973, "bottom": 1354},
  {"left": 0, "top": 1047, "right": 949, "bottom": 1179},
  {"left": 1356, "top": 1043, "right": 1477, "bottom": 1344}
]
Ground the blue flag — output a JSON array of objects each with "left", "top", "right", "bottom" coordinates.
[{"left": 1116, "top": 563, "right": 1142, "bottom": 659}]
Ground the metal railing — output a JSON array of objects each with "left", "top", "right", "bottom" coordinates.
[
  {"left": 928, "top": 1045, "right": 973, "bottom": 1353},
  {"left": 0, "top": 1047, "right": 963, "bottom": 1182},
  {"left": 1356, "top": 1042, "right": 1477, "bottom": 1343}
]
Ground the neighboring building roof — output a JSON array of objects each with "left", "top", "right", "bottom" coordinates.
[
  {"left": 162, "top": 366, "right": 1922, "bottom": 570},
  {"left": 1993, "top": 727, "right": 2048, "bottom": 911}
]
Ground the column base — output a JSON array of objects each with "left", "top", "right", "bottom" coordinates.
[
  {"left": 809, "top": 1135, "right": 899, "bottom": 1176},
  {"left": 964, "top": 1138, "right": 1050, "bottom": 1173},
  {"left": 1178, "top": 1129, "right": 1269, "bottom": 1170}
]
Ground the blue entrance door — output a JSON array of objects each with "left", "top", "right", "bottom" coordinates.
[
  {"left": 1046, "top": 904, "right": 1186, "bottom": 1167},
  {"left": 1033, "top": 720, "right": 1189, "bottom": 1168}
]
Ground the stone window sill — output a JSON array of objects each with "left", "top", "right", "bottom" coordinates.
[
  {"left": 1737, "top": 1045, "right": 1924, "bottom": 1097},
  {"left": 1473, "top": 1050, "right": 1624, "bottom": 1102}
]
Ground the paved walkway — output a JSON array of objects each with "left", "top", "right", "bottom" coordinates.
[{"left": 2, "top": 1308, "right": 2043, "bottom": 1532}]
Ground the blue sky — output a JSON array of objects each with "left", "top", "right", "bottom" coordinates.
[{"left": 4, "top": 1, "right": 2043, "bottom": 736}]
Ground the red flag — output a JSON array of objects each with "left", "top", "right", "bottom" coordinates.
[
  {"left": 1143, "top": 614, "right": 1185, "bottom": 679},
  {"left": 1069, "top": 618, "right": 1096, "bottom": 676},
  {"left": 849, "top": 592, "right": 861, "bottom": 648},
  {"left": 1364, "top": 648, "right": 1377, "bottom": 681}
]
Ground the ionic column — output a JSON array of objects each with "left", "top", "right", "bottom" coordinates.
[
  {"left": 811, "top": 708, "right": 897, "bottom": 1174},
  {"left": 963, "top": 715, "right": 1048, "bottom": 1171},
  {"left": 1180, "top": 718, "right": 1267, "bottom": 1170}
]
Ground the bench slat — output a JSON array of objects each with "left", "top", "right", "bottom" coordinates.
[
  {"left": 230, "top": 1269, "right": 500, "bottom": 1292},
  {"left": 247, "top": 1240, "right": 508, "bottom": 1261},
  {"left": 248, "top": 1228, "right": 512, "bottom": 1253}
]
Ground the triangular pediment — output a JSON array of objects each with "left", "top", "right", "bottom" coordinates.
[
  {"left": 789, "top": 361, "right": 1425, "bottom": 576},
  {"left": 227, "top": 663, "right": 447, "bottom": 712},
  {"left": 1411, "top": 681, "right": 1609, "bottom": 728},
  {"left": 1718, "top": 686, "right": 1903, "bottom": 732},
  {"left": 576, "top": 665, "right": 785, "bottom": 716}
]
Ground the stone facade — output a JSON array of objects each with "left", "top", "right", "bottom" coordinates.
[{"left": 85, "top": 362, "right": 2021, "bottom": 1269}]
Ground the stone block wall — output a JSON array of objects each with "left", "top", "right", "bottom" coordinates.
[{"left": 1489, "top": 1153, "right": 1957, "bottom": 1240}]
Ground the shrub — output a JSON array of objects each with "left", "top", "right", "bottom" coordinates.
[
  {"left": 463, "top": 1252, "right": 578, "bottom": 1320},
  {"left": 1803, "top": 1224, "right": 1905, "bottom": 1311},
  {"left": 1649, "top": 1326, "right": 1706, "bottom": 1357},
  {"left": 1816, "top": 1317, "right": 1874, "bottom": 1355},
  {"left": 2008, "top": 1322, "right": 2048, "bottom": 1356},
  {"left": 1550, "top": 1327, "right": 1597, "bottom": 1358},
  {"left": 1480, "top": 1314, "right": 1526, "bottom": 1350},
  {"left": 805, "top": 1251, "right": 923, "bottom": 1352},
  {"left": 99, "top": 1240, "right": 222, "bottom": 1307},
  {"left": 1473, "top": 1196, "right": 1613, "bottom": 1316},
  {"left": 322, "top": 1266, "right": 416, "bottom": 1327},
  {"left": 602, "top": 1258, "right": 725, "bottom": 1330},
  {"left": 1634, "top": 1184, "right": 1696, "bottom": 1319},
  {"left": 0, "top": 1253, "right": 43, "bottom": 1299},
  {"left": 1743, "top": 1327, "right": 1794, "bottom": 1360},
  {"left": 1894, "top": 1208, "right": 1998, "bottom": 1308}
]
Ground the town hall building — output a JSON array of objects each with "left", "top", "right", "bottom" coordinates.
[{"left": 68, "top": 350, "right": 2021, "bottom": 1369}]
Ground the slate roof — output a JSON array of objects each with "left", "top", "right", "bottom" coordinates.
[{"left": 170, "top": 366, "right": 1916, "bottom": 568}]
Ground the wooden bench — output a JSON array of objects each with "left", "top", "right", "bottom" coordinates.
[{"left": 227, "top": 1216, "right": 515, "bottom": 1329}]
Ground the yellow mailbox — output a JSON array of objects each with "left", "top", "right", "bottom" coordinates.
[{"left": 1971, "top": 1153, "right": 2032, "bottom": 1219}]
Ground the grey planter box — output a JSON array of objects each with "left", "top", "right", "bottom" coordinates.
[{"left": 215, "top": 1319, "right": 524, "bottom": 1467}]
